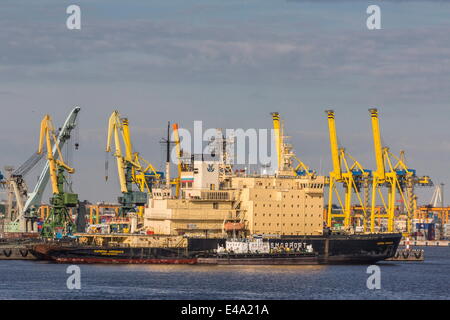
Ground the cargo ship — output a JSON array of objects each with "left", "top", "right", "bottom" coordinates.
[{"left": 29, "top": 232, "right": 401, "bottom": 265}]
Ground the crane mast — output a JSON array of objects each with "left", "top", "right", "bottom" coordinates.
[
  {"left": 172, "top": 123, "right": 182, "bottom": 198},
  {"left": 271, "top": 112, "right": 283, "bottom": 173},
  {"left": 107, "top": 112, "right": 129, "bottom": 194},
  {"left": 327, "top": 110, "right": 342, "bottom": 180},
  {"left": 369, "top": 109, "right": 386, "bottom": 181}
]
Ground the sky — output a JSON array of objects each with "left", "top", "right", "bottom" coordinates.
[{"left": 0, "top": 0, "right": 449, "bottom": 204}]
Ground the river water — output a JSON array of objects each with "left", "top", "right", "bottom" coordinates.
[{"left": 0, "top": 247, "right": 449, "bottom": 300}]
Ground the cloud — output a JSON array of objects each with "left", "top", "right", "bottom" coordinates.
[
  {"left": 286, "top": 0, "right": 450, "bottom": 2},
  {"left": 2, "top": 16, "right": 450, "bottom": 103},
  {"left": 1, "top": 1, "right": 449, "bottom": 201}
]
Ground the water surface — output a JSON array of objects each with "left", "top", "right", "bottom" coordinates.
[{"left": 0, "top": 247, "right": 448, "bottom": 300}]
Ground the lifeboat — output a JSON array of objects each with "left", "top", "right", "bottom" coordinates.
[{"left": 224, "top": 222, "right": 245, "bottom": 231}]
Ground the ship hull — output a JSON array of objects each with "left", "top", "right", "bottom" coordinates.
[
  {"left": 30, "top": 245, "right": 196, "bottom": 264},
  {"left": 29, "top": 233, "right": 401, "bottom": 265},
  {"left": 198, "top": 253, "right": 319, "bottom": 265},
  {"left": 47, "top": 257, "right": 197, "bottom": 264},
  {"left": 281, "top": 233, "right": 401, "bottom": 264}
]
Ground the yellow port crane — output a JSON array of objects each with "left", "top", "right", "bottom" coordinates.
[
  {"left": 368, "top": 108, "right": 432, "bottom": 234},
  {"left": 172, "top": 123, "right": 183, "bottom": 198},
  {"left": 106, "top": 110, "right": 159, "bottom": 217},
  {"left": 271, "top": 112, "right": 315, "bottom": 177},
  {"left": 325, "top": 110, "right": 371, "bottom": 231},
  {"left": 38, "top": 114, "right": 78, "bottom": 237}
]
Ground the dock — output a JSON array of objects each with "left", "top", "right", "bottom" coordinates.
[
  {"left": 0, "top": 235, "right": 41, "bottom": 260},
  {"left": 0, "top": 244, "right": 36, "bottom": 260}
]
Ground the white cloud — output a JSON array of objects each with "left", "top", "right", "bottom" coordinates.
[{"left": 1, "top": 1, "right": 450, "bottom": 201}]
